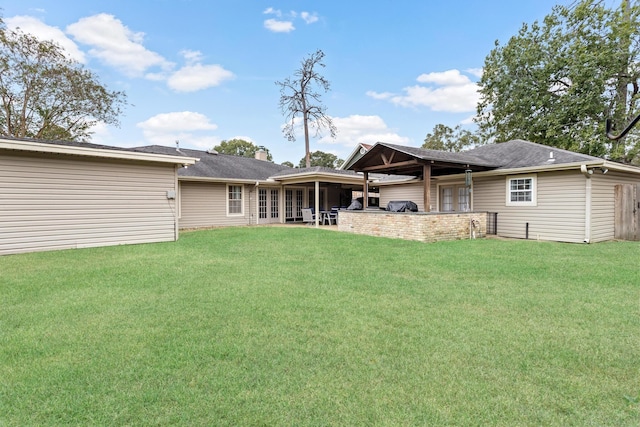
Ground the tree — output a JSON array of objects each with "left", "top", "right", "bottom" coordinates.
[
  {"left": 476, "top": 0, "right": 640, "bottom": 162},
  {"left": 281, "top": 161, "right": 294, "bottom": 168},
  {"left": 213, "top": 138, "right": 273, "bottom": 161},
  {"left": 0, "top": 18, "right": 126, "bottom": 141},
  {"left": 298, "top": 150, "right": 344, "bottom": 168},
  {"left": 422, "top": 124, "right": 480, "bottom": 152},
  {"left": 276, "top": 49, "right": 337, "bottom": 168}
]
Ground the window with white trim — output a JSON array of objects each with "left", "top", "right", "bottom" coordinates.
[
  {"left": 227, "top": 184, "right": 243, "bottom": 215},
  {"left": 506, "top": 175, "right": 537, "bottom": 206},
  {"left": 270, "top": 189, "right": 279, "bottom": 218}
]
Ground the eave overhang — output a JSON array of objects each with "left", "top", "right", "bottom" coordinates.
[{"left": 0, "top": 138, "right": 198, "bottom": 166}]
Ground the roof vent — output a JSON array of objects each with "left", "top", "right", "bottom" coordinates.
[
  {"left": 207, "top": 148, "right": 218, "bottom": 155},
  {"left": 547, "top": 151, "right": 555, "bottom": 162}
]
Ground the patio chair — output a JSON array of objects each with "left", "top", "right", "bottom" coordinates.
[
  {"left": 324, "top": 209, "right": 338, "bottom": 225},
  {"left": 301, "top": 208, "right": 316, "bottom": 225}
]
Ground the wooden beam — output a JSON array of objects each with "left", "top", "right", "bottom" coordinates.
[
  {"left": 363, "top": 172, "right": 369, "bottom": 208},
  {"left": 423, "top": 164, "right": 431, "bottom": 212},
  {"left": 380, "top": 151, "right": 395, "bottom": 165},
  {"left": 360, "top": 159, "right": 420, "bottom": 172}
]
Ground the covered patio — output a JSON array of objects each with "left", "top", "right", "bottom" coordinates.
[
  {"left": 270, "top": 167, "right": 365, "bottom": 227},
  {"left": 339, "top": 143, "right": 497, "bottom": 242},
  {"left": 346, "top": 142, "right": 496, "bottom": 211}
]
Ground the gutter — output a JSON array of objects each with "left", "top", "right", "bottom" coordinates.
[
  {"left": 178, "top": 177, "right": 272, "bottom": 184},
  {"left": 0, "top": 138, "right": 198, "bottom": 166},
  {"left": 580, "top": 165, "right": 592, "bottom": 243}
]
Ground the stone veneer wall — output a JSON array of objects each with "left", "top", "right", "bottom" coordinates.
[{"left": 337, "top": 210, "right": 488, "bottom": 243}]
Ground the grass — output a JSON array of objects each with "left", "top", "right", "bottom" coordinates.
[{"left": 1, "top": 227, "right": 639, "bottom": 426}]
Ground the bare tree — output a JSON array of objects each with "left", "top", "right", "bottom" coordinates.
[{"left": 276, "top": 49, "right": 337, "bottom": 168}]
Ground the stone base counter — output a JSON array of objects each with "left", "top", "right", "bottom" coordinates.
[{"left": 337, "top": 210, "right": 488, "bottom": 243}]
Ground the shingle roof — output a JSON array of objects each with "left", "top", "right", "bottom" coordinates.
[
  {"left": 135, "top": 145, "right": 292, "bottom": 180},
  {"left": 464, "top": 139, "right": 601, "bottom": 169},
  {"left": 379, "top": 142, "right": 499, "bottom": 168},
  {"left": 1, "top": 135, "right": 180, "bottom": 155},
  {"left": 270, "top": 166, "right": 359, "bottom": 178}
]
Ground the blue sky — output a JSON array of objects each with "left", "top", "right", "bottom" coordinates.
[{"left": 3, "top": 0, "right": 564, "bottom": 164}]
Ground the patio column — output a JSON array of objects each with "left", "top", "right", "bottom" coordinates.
[
  {"left": 363, "top": 172, "right": 369, "bottom": 208},
  {"left": 315, "top": 180, "right": 320, "bottom": 227},
  {"left": 423, "top": 164, "right": 431, "bottom": 212}
]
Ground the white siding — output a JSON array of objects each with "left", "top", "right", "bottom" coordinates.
[
  {"left": 0, "top": 151, "right": 178, "bottom": 255},
  {"left": 590, "top": 172, "right": 640, "bottom": 242},
  {"left": 179, "top": 181, "right": 254, "bottom": 229},
  {"left": 473, "top": 171, "right": 587, "bottom": 243}
]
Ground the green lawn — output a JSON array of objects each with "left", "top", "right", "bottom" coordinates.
[{"left": 1, "top": 227, "right": 639, "bottom": 426}]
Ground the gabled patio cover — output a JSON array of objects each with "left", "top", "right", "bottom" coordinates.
[{"left": 345, "top": 142, "right": 498, "bottom": 211}]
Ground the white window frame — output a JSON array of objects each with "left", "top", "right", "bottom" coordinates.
[
  {"left": 226, "top": 184, "right": 244, "bottom": 216},
  {"left": 506, "top": 174, "right": 537, "bottom": 207}
]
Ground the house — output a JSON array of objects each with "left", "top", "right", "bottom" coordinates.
[
  {"left": 3, "top": 135, "right": 638, "bottom": 255},
  {"left": 0, "top": 137, "right": 197, "bottom": 255},
  {"left": 344, "top": 140, "right": 640, "bottom": 243},
  {"left": 134, "top": 145, "right": 365, "bottom": 229}
]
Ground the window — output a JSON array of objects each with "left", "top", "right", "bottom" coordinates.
[
  {"left": 457, "top": 187, "right": 469, "bottom": 212},
  {"left": 258, "top": 189, "right": 267, "bottom": 219},
  {"left": 439, "top": 183, "right": 469, "bottom": 212},
  {"left": 271, "top": 189, "right": 279, "bottom": 218},
  {"left": 442, "top": 187, "right": 453, "bottom": 211},
  {"left": 227, "top": 184, "right": 243, "bottom": 215},
  {"left": 506, "top": 175, "right": 537, "bottom": 206},
  {"left": 296, "top": 190, "right": 303, "bottom": 218}
]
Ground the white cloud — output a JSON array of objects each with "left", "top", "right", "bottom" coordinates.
[
  {"left": 137, "top": 111, "right": 219, "bottom": 148},
  {"left": 86, "top": 121, "right": 111, "bottom": 144},
  {"left": 167, "top": 64, "right": 235, "bottom": 92},
  {"left": 5, "top": 15, "right": 86, "bottom": 63},
  {"left": 300, "top": 12, "right": 319, "bottom": 24},
  {"left": 264, "top": 19, "right": 295, "bottom": 33},
  {"left": 230, "top": 135, "right": 255, "bottom": 143},
  {"left": 66, "top": 13, "right": 172, "bottom": 77},
  {"left": 161, "top": 50, "right": 234, "bottom": 92},
  {"left": 263, "top": 8, "right": 318, "bottom": 32},
  {"left": 369, "top": 69, "right": 480, "bottom": 113},
  {"left": 416, "top": 69, "right": 471, "bottom": 86},
  {"left": 466, "top": 68, "right": 483, "bottom": 78},
  {"left": 318, "top": 115, "right": 410, "bottom": 147},
  {"left": 180, "top": 49, "right": 204, "bottom": 65},
  {"left": 263, "top": 7, "right": 281, "bottom": 16},
  {"left": 460, "top": 115, "right": 477, "bottom": 125},
  {"left": 365, "top": 91, "right": 394, "bottom": 100}
]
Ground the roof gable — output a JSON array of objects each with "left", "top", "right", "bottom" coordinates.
[{"left": 348, "top": 142, "right": 497, "bottom": 177}]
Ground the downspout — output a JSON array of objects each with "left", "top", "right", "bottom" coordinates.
[
  {"left": 174, "top": 164, "right": 179, "bottom": 241},
  {"left": 580, "top": 165, "right": 592, "bottom": 243}
]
